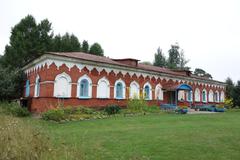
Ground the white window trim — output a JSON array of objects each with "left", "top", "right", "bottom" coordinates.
[
  {"left": 208, "top": 90, "right": 214, "bottom": 102},
  {"left": 53, "top": 72, "right": 72, "bottom": 98},
  {"left": 34, "top": 75, "right": 40, "bottom": 97},
  {"left": 194, "top": 88, "right": 200, "bottom": 102},
  {"left": 202, "top": 89, "right": 208, "bottom": 103},
  {"left": 129, "top": 81, "right": 140, "bottom": 99},
  {"left": 187, "top": 90, "right": 193, "bottom": 102},
  {"left": 114, "top": 79, "right": 126, "bottom": 99},
  {"left": 143, "top": 82, "right": 152, "bottom": 100},
  {"left": 155, "top": 84, "right": 163, "bottom": 100},
  {"left": 220, "top": 91, "right": 225, "bottom": 102},
  {"left": 97, "top": 77, "right": 110, "bottom": 98},
  {"left": 215, "top": 91, "right": 220, "bottom": 103},
  {"left": 77, "top": 74, "right": 92, "bottom": 99}
]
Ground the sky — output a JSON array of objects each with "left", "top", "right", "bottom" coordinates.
[{"left": 1, "top": 0, "right": 240, "bottom": 82}]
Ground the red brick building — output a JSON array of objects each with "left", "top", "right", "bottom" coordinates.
[{"left": 23, "top": 52, "right": 226, "bottom": 112}]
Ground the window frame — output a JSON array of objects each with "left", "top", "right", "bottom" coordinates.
[
  {"left": 114, "top": 79, "right": 126, "bottom": 99},
  {"left": 53, "top": 72, "right": 72, "bottom": 98},
  {"left": 143, "top": 82, "right": 152, "bottom": 100},
  {"left": 34, "top": 75, "right": 40, "bottom": 97},
  {"left": 155, "top": 84, "right": 163, "bottom": 100},
  {"left": 77, "top": 75, "right": 92, "bottom": 99},
  {"left": 97, "top": 77, "right": 110, "bottom": 99}
]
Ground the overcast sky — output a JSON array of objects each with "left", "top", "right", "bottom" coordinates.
[{"left": 1, "top": 0, "right": 240, "bottom": 82}]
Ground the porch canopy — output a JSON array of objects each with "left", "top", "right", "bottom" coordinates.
[{"left": 163, "top": 84, "right": 192, "bottom": 91}]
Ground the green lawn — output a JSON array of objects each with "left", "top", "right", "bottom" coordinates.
[{"left": 27, "top": 111, "right": 240, "bottom": 160}]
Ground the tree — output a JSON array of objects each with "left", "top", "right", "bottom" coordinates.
[
  {"left": 82, "top": 40, "right": 89, "bottom": 53},
  {"left": 50, "top": 33, "right": 81, "bottom": 52},
  {"left": 194, "top": 68, "right": 212, "bottom": 79},
  {"left": 179, "top": 50, "right": 189, "bottom": 69},
  {"left": 141, "top": 61, "right": 152, "bottom": 65},
  {"left": 0, "top": 65, "right": 25, "bottom": 100},
  {"left": 225, "top": 77, "right": 234, "bottom": 99},
  {"left": 2, "top": 15, "right": 53, "bottom": 69},
  {"left": 233, "top": 81, "right": 240, "bottom": 107},
  {"left": 153, "top": 47, "right": 167, "bottom": 67},
  {"left": 89, "top": 43, "right": 104, "bottom": 56},
  {"left": 167, "top": 43, "right": 180, "bottom": 69}
]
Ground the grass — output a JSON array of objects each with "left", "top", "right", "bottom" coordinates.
[{"left": 1, "top": 111, "right": 240, "bottom": 159}]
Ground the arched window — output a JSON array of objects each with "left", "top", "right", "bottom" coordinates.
[
  {"left": 202, "top": 89, "right": 207, "bottom": 102},
  {"left": 214, "top": 91, "right": 219, "bottom": 102},
  {"left": 25, "top": 80, "right": 30, "bottom": 97},
  {"left": 178, "top": 90, "right": 185, "bottom": 101},
  {"left": 54, "top": 72, "right": 72, "bottom": 98},
  {"left": 143, "top": 82, "right": 152, "bottom": 100},
  {"left": 114, "top": 79, "right": 126, "bottom": 99},
  {"left": 194, "top": 88, "right": 200, "bottom": 102},
  {"left": 34, "top": 75, "right": 40, "bottom": 97},
  {"left": 186, "top": 90, "right": 193, "bottom": 102},
  {"left": 130, "top": 81, "right": 140, "bottom": 99},
  {"left": 77, "top": 75, "right": 92, "bottom": 98},
  {"left": 220, "top": 91, "right": 225, "bottom": 102},
  {"left": 97, "top": 77, "right": 110, "bottom": 98},
  {"left": 208, "top": 90, "right": 214, "bottom": 102},
  {"left": 155, "top": 84, "right": 163, "bottom": 100}
]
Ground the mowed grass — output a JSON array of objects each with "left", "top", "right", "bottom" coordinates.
[{"left": 26, "top": 112, "right": 240, "bottom": 160}]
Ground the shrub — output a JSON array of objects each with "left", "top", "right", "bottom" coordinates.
[
  {"left": 42, "top": 109, "right": 65, "bottom": 122},
  {"left": 127, "top": 98, "right": 148, "bottom": 112},
  {"left": 0, "top": 102, "right": 30, "bottom": 117},
  {"left": 104, "top": 105, "right": 121, "bottom": 115},
  {"left": 143, "top": 105, "right": 161, "bottom": 113},
  {"left": 76, "top": 106, "right": 95, "bottom": 114}
]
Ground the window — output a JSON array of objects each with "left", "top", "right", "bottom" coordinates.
[
  {"left": 155, "top": 84, "right": 163, "bottom": 100},
  {"left": 54, "top": 72, "right": 72, "bottom": 98},
  {"left": 214, "top": 91, "right": 219, "bottom": 102},
  {"left": 220, "top": 91, "right": 225, "bottom": 102},
  {"left": 208, "top": 90, "right": 214, "bottom": 102},
  {"left": 202, "top": 89, "right": 207, "bottom": 102},
  {"left": 194, "top": 88, "right": 200, "bottom": 102},
  {"left": 34, "top": 75, "right": 40, "bottom": 97},
  {"left": 77, "top": 75, "right": 92, "bottom": 98},
  {"left": 114, "top": 79, "right": 126, "bottom": 99},
  {"left": 178, "top": 90, "right": 185, "bottom": 101},
  {"left": 187, "top": 90, "right": 193, "bottom": 102},
  {"left": 130, "top": 81, "right": 140, "bottom": 99},
  {"left": 97, "top": 77, "right": 110, "bottom": 98},
  {"left": 25, "top": 80, "right": 30, "bottom": 97},
  {"left": 143, "top": 82, "right": 152, "bottom": 100}
]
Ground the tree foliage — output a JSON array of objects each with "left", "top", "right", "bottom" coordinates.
[
  {"left": 2, "top": 15, "right": 53, "bottom": 69},
  {"left": 225, "top": 77, "right": 240, "bottom": 108},
  {"left": 153, "top": 47, "right": 167, "bottom": 67},
  {"left": 50, "top": 33, "right": 81, "bottom": 52},
  {"left": 81, "top": 40, "right": 89, "bottom": 53},
  {"left": 89, "top": 43, "right": 104, "bottom": 56},
  {"left": 194, "top": 68, "right": 212, "bottom": 79}
]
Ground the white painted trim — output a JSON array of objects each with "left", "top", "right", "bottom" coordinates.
[
  {"left": 143, "top": 82, "right": 152, "bottom": 100},
  {"left": 155, "top": 84, "right": 164, "bottom": 100},
  {"left": 114, "top": 79, "right": 126, "bottom": 99},
  {"left": 76, "top": 74, "right": 92, "bottom": 98},
  {"left": 129, "top": 81, "right": 140, "bottom": 99},
  {"left": 97, "top": 77, "right": 110, "bottom": 98},
  {"left": 53, "top": 72, "right": 72, "bottom": 98}
]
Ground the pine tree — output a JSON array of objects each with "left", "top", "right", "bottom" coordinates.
[
  {"left": 167, "top": 43, "right": 180, "bottom": 69},
  {"left": 82, "top": 40, "right": 89, "bottom": 53},
  {"left": 89, "top": 43, "right": 104, "bottom": 56},
  {"left": 153, "top": 47, "right": 166, "bottom": 67}
]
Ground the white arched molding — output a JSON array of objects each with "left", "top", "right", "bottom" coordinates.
[
  {"left": 155, "top": 84, "right": 163, "bottom": 100},
  {"left": 208, "top": 89, "right": 214, "bottom": 102},
  {"left": 114, "top": 79, "right": 126, "bottom": 99},
  {"left": 97, "top": 77, "right": 110, "bottom": 98},
  {"left": 202, "top": 89, "right": 207, "bottom": 103},
  {"left": 220, "top": 91, "right": 225, "bottom": 102},
  {"left": 214, "top": 91, "right": 220, "bottom": 102},
  {"left": 54, "top": 72, "right": 72, "bottom": 98},
  {"left": 129, "top": 81, "right": 140, "bottom": 99},
  {"left": 194, "top": 88, "right": 201, "bottom": 102},
  {"left": 34, "top": 75, "right": 40, "bottom": 97},
  {"left": 77, "top": 74, "right": 92, "bottom": 98},
  {"left": 186, "top": 90, "right": 193, "bottom": 102},
  {"left": 143, "top": 82, "right": 152, "bottom": 100}
]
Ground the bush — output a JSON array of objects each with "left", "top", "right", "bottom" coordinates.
[
  {"left": 42, "top": 109, "right": 65, "bottom": 122},
  {"left": 104, "top": 105, "right": 121, "bottom": 115},
  {"left": 0, "top": 102, "right": 30, "bottom": 117},
  {"left": 127, "top": 98, "right": 148, "bottom": 112}
]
